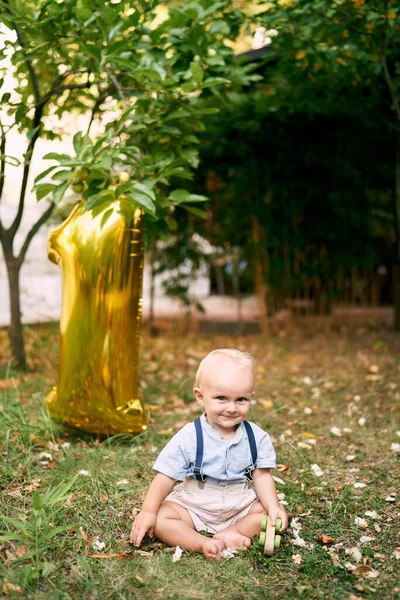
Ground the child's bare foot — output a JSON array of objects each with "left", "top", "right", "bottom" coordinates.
[
  {"left": 202, "top": 538, "right": 225, "bottom": 561},
  {"left": 214, "top": 530, "right": 251, "bottom": 551}
]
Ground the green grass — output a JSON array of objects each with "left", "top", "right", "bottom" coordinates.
[{"left": 0, "top": 325, "right": 399, "bottom": 599}]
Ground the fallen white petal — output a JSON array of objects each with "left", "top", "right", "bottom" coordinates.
[
  {"left": 298, "top": 441, "right": 312, "bottom": 450},
  {"left": 345, "top": 562, "right": 356, "bottom": 571},
  {"left": 116, "top": 479, "right": 129, "bottom": 486},
  {"left": 92, "top": 540, "right": 106, "bottom": 551},
  {"left": 354, "top": 517, "right": 368, "bottom": 529},
  {"left": 221, "top": 547, "right": 238, "bottom": 558},
  {"left": 303, "top": 376, "right": 312, "bottom": 386},
  {"left": 304, "top": 407, "right": 313, "bottom": 415},
  {"left": 311, "top": 464, "right": 324, "bottom": 477},
  {"left": 34, "top": 452, "right": 53, "bottom": 461},
  {"left": 292, "top": 553, "right": 302, "bottom": 564},
  {"left": 79, "top": 470, "right": 90, "bottom": 476},
  {"left": 330, "top": 426, "right": 342, "bottom": 437},
  {"left": 366, "top": 569, "right": 379, "bottom": 579},
  {"left": 353, "top": 395, "right": 361, "bottom": 401},
  {"left": 393, "top": 548, "right": 400, "bottom": 560},
  {"left": 347, "top": 547, "right": 362, "bottom": 563},
  {"left": 360, "top": 536, "right": 374, "bottom": 544},
  {"left": 364, "top": 510, "right": 378, "bottom": 519},
  {"left": 345, "top": 455, "right": 356, "bottom": 462},
  {"left": 277, "top": 492, "right": 286, "bottom": 500},
  {"left": 343, "top": 428, "right": 352, "bottom": 433},
  {"left": 273, "top": 475, "right": 285, "bottom": 486},
  {"left": 354, "top": 482, "right": 367, "bottom": 489},
  {"left": 391, "top": 443, "right": 400, "bottom": 454},
  {"left": 172, "top": 546, "right": 183, "bottom": 562},
  {"left": 385, "top": 495, "right": 396, "bottom": 502},
  {"left": 358, "top": 417, "right": 366, "bottom": 426}
]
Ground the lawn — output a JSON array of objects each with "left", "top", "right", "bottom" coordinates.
[{"left": 0, "top": 323, "right": 399, "bottom": 599}]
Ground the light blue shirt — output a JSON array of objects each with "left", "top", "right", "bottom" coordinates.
[{"left": 152, "top": 414, "right": 276, "bottom": 484}]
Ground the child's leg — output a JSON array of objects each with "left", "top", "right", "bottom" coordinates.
[
  {"left": 155, "top": 501, "right": 225, "bottom": 561},
  {"left": 214, "top": 501, "right": 267, "bottom": 550}
]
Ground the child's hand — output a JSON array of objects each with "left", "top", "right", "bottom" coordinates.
[
  {"left": 130, "top": 510, "right": 157, "bottom": 547},
  {"left": 268, "top": 504, "right": 288, "bottom": 533}
]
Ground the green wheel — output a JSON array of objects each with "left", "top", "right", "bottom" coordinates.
[
  {"left": 260, "top": 517, "right": 267, "bottom": 532},
  {"left": 259, "top": 531, "right": 266, "bottom": 546},
  {"left": 275, "top": 518, "right": 282, "bottom": 532},
  {"left": 274, "top": 535, "right": 281, "bottom": 549}
]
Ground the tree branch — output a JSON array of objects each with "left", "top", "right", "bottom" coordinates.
[
  {"left": 381, "top": 54, "right": 400, "bottom": 123},
  {"left": 7, "top": 105, "right": 43, "bottom": 242},
  {"left": 17, "top": 203, "right": 55, "bottom": 268},
  {"left": 3, "top": 0, "right": 41, "bottom": 106},
  {"left": 0, "top": 121, "right": 6, "bottom": 203},
  {"left": 105, "top": 66, "right": 127, "bottom": 104}
]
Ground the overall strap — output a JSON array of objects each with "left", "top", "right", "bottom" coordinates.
[
  {"left": 193, "top": 417, "right": 206, "bottom": 482},
  {"left": 243, "top": 420, "right": 257, "bottom": 481}
]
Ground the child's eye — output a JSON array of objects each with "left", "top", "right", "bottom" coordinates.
[
  {"left": 237, "top": 398, "right": 247, "bottom": 403},
  {"left": 217, "top": 396, "right": 226, "bottom": 401}
]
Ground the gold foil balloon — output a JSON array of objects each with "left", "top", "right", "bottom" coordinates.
[{"left": 46, "top": 200, "right": 147, "bottom": 435}]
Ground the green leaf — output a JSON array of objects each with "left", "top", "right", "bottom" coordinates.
[
  {"left": 27, "top": 125, "right": 40, "bottom": 141},
  {"left": 100, "top": 208, "right": 114, "bottom": 229},
  {"left": 43, "top": 153, "right": 71, "bottom": 162},
  {"left": 52, "top": 170, "right": 74, "bottom": 182},
  {"left": 42, "top": 474, "right": 79, "bottom": 507},
  {"left": 181, "top": 82, "right": 197, "bottom": 93},
  {"left": 164, "top": 110, "right": 191, "bottom": 121},
  {"left": 184, "top": 193, "right": 208, "bottom": 203},
  {"left": 34, "top": 183, "right": 55, "bottom": 201},
  {"left": 34, "top": 165, "right": 58, "bottom": 183},
  {"left": 52, "top": 181, "right": 70, "bottom": 206},
  {"left": 85, "top": 191, "right": 114, "bottom": 210},
  {"left": 209, "top": 19, "right": 231, "bottom": 36},
  {"left": 169, "top": 189, "right": 189, "bottom": 204},
  {"left": 129, "top": 191, "right": 156, "bottom": 215},
  {"left": 190, "top": 62, "right": 204, "bottom": 85},
  {"left": 200, "top": 77, "right": 230, "bottom": 89},
  {"left": 180, "top": 204, "right": 207, "bottom": 218},
  {"left": 32, "top": 491, "right": 43, "bottom": 511},
  {"left": 193, "top": 108, "right": 220, "bottom": 115},
  {"left": 131, "top": 182, "right": 155, "bottom": 201},
  {"left": 80, "top": 43, "right": 101, "bottom": 63}
]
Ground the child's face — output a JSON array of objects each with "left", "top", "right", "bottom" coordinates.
[{"left": 193, "top": 358, "right": 254, "bottom": 438}]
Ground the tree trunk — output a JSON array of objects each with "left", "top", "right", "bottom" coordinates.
[
  {"left": 394, "top": 149, "right": 400, "bottom": 329},
  {"left": 252, "top": 216, "right": 269, "bottom": 336},
  {"left": 6, "top": 258, "right": 27, "bottom": 370}
]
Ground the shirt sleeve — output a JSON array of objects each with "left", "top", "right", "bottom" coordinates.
[
  {"left": 152, "top": 425, "right": 192, "bottom": 481},
  {"left": 253, "top": 425, "right": 276, "bottom": 469}
]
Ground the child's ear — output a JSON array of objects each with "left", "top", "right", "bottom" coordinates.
[{"left": 193, "top": 387, "right": 204, "bottom": 406}]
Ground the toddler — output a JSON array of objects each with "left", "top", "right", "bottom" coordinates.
[{"left": 130, "top": 349, "right": 287, "bottom": 560}]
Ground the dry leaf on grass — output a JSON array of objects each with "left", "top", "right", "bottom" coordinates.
[
  {"left": 88, "top": 552, "right": 135, "bottom": 560},
  {"left": 318, "top": 533, "right": 335, "bottom": 545},
  {"left": 0, "top": 378, "right": 20, "bottom": 390},
  {"left": 2, "top": 581, "right": 23, "bottom": 596}
]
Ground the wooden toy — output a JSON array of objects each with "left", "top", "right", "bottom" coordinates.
[{"left": 258, "top": 516, "right": 282, "bottom": 556}]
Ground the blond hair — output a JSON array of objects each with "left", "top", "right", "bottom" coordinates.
[{"left": 194, "top": 349, "right": 255, "bottom": 387}]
